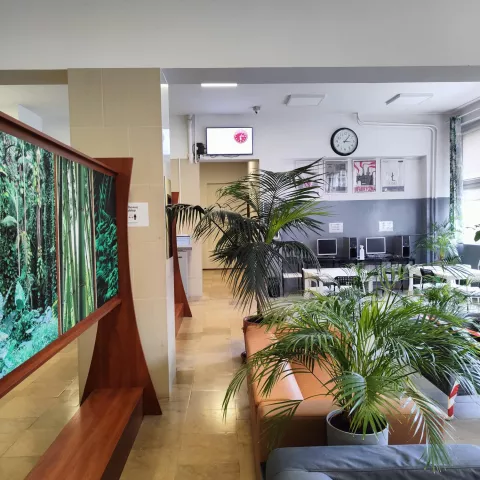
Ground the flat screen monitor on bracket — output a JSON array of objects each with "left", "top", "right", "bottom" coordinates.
[{"left": 206, "top": 127, "right": 253, "bottom": 155}]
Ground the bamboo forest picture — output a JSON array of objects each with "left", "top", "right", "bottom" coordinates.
[
  {"left": 93, "top": 171, "right": 119, "bottom": 307},
  {"left": 57, "top": 157, "right": 96, "bottom": 331},
  {"left": 0, "top": 127, "right": 119, "bottom": 380},
  {"left": 0, "top": 132, "right": 58, "bottom": 378}
]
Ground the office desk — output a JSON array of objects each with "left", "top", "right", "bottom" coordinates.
[
  {"left": 303, "top": 267, "right": 374, "bottom": 293},
  {"left": 316, "top": 256, "right": 414, "bottom": 269},
  {"left": 408, "top": 265, "right": 480, "bottom": 292}
]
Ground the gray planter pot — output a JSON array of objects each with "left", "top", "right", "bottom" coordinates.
[{"left": 326, "top": 409, "right": 389, "bottom": 446}]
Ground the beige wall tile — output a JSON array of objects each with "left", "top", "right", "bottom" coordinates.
[
  {"left": 129, "top": 127, "right": 164, "bottom": 185},
  {"left": 68, "top": 70, "right": 103, "bottom": 127},
  {"left": 130, "top": 241, "right": 165, "bottom": 299},
  {"left": 127, "top": 185, "right": 165, "bottom": 244},
  {"left": 102, "top": 69, "right": 162, "bottom": 127},
  {"left": 70, "top": 126, "right": 129, "bottom": 158}
]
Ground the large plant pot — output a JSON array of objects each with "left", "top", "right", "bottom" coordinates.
[{"left": 326, "top": 409, "right": 389, "bottom": 446}]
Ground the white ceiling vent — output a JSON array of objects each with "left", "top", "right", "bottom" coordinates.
[
  {"left": 386, "top": 93, "right": 433, "bottom": 106},
  {"left": 285, "top": 94, "right": 325, "bottom": 107}
]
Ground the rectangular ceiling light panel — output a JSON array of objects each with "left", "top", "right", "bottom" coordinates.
[
  {"left": 286, "top": 94, "right": 325, "bottom": 107},
  {"left": 386, "top": 93, "right": 433, "bottom": 106}
]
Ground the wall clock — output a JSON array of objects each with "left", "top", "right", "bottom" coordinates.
[{"left": 330, "top": 128, "right": 358, "bottom": 156}]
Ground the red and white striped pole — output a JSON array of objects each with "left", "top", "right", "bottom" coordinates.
[{"left": 447, "top": 380, "right": 460, "bottom": 420}]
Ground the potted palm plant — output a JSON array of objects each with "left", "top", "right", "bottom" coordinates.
[
  {"left": 166, "top": 160, "right": 328, "bottom": 316},
  {"left": 416, "top": 220, "right": 460, "bottom": 262},
  {"left": 223, "top": 282, "right": 480, "bottom": 467}
]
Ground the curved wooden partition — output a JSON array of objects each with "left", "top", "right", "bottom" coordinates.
[
  {"left": 171, "top": 191, "right": 192, "bottom": 337},
  {"left": 0, "top": 112, "right": 160, "bottom": 479},
  {"left": 83, "top": 158, "right": 161, "bottom": 414}
]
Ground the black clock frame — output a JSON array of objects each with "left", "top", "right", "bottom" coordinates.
[{"left": 330, "top": 128, "right": 358, "bottom": 156}]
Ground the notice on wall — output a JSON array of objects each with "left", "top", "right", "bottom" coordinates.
[
  {"left": 379, "top": 221, "right": 393, "bottom": 232},
  {"left": 128, "top": 202, "right": 149, "bottom": 227},
  {"left": 329, "top": 222, "right": 344, "bottom": 233}
]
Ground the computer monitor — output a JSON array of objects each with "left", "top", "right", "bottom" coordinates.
[
  {"left": 317, "top": 238, "right": 337, "bottom": 256},
  {"left": 366, "top": 237, "right": 386, "bottom": 255}
]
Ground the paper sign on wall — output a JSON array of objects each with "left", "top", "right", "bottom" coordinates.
[
  {"left": 128, "top": 202, "right": 149, "bottom": 227},
  {"left": 379, "top": 221, "right": 393, "bottom": 232},
  {"left": 329, "top": 222, "right": 344, "bottom": 233}
]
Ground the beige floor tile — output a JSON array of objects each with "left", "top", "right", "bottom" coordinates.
[
  {"left": 0, "top": 456, "right": 39, "bottom": 480},
  {"left": 188, "top": 391, "right": 234, "bottom": 411},
  {"left": 15, "top": 380, "right": 72, "bottom": 398},
  {"left": 178, "top": 433, "right": 239, "bottom": 465},
  {"left": 29, "top": 405, "right": 78, "bottom": 431},
  {"left": 0, "top": 397, "right": 56, "bottom": 419},
  {"left": 0, "top": 433, "right": 21, "bottom": 456},
  {"left": 3, "top": 428, "right": 60, "bottom": 457},
  {"left": 121, "top": 448, "right": 178, "bottom": 480},
  {"left": 133, "top": 422, "right": 182, "bottom": 450},
  {"left": 183, "top": 409, "right": 237, "bottom": 434},
  {"left": 175, "top": 463, "right": 240, "bottom": 480},
  {"left": 0, "top": 417, "right": 36, "bottom": 435}
]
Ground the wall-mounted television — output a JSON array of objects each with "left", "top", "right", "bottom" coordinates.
[
  {"left": 206, "top": 127, "right": 253, "bottom": 155},
  {"left": 317, "top": 238, "right": 338, "bottom": 257}
]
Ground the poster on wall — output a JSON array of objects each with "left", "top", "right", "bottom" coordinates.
[
  {"left": 0, "top": 132, "right": 59, "bottom": 379},
  {"left": 353, "top": 160, "right": 377, "bottom": 193},
  {"left": 324, "top": 160, "right": 348, "bottom": 193},
  {"left": 295, "top": 160, "right": 320, "bottom": 189},
  {"left": 57, "top": 157, "right": 96, "bottom": 332},
  {"left": 93, "top": 171, "right": 119, "bottom": 308},
  {"left": 381, "top": 159, "right": 405, "bottom": 192}
]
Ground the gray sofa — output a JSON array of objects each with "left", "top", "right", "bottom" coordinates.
[{"left": 266, "top": 445, "right": 480, "bottom": 479}]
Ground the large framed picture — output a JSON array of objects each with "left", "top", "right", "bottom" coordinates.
[
  {"left": 295, "top": 160, "right": 320, "bottom": 188},
  {"left": 381, "top": 159, "right": 405, "bottom": 192},
  {"left": 324, "top": 160, "right": 348, "bottom": 193},
  {"left": 353, "top": 159, "right": 376, "bottom": 193}
]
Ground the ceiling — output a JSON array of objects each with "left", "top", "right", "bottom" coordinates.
[
  {"left": 169, "top": 82, "right": 480, "bottom": 116},
  {"left": 2, "top": 82, "right": 480, "bottom": 125},
  {"left": 0, "top": 85, "right": 69, "bottom": 124}
]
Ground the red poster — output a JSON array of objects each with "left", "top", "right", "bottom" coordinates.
[{"left": 353, "top": 160, "right": 376, "bottom": 193}]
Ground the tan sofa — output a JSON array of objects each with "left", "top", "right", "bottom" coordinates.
[{"left": 244, "top": 324, "right": 429, "bottom": 475}]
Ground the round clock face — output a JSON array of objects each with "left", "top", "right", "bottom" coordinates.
[
  {"left": 234, "top": 130, "right": 248, "bottom": 144},
  {"left": 331, "top": 128, "right": 358, "bottom": 156}
]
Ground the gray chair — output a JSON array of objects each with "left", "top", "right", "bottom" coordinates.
[{"left": 266, "top": 444, "right": 480, "bottom": 480}]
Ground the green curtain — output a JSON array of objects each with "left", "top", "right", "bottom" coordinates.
[{"left": 449, "top": 116, "right": 463, "bottom": 238}]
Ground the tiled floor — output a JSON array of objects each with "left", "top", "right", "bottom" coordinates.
[
  {"left": 120, "top": 269, "right": 256, "bottom": 479},
  {"left": 0, "top": 341, "right": 79, "bottom": 479},
  {"left": 2, "top": 269, "right": 480, "bottom": 479}
]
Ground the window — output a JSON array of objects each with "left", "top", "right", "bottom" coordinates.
[{"left": 462, "top": 128, "right": 480, "bottom": 243}]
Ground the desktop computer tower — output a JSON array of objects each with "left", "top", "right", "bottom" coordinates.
[
  {"left": 393, "top": 235, "right": 410, "bottom": 258},
  {"left": 341, "top": 237, "right": 358, "bottom": 259}
]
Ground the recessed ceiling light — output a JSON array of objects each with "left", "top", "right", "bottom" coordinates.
[
  {"left": 285, "top": 94, "right": 325, "bottom": 107},
  {"left": 386, "top": 93, "right": 433, "bottom": 106},
  {"left": 201, "top": 83, "right": 238, "bottom": 88}
]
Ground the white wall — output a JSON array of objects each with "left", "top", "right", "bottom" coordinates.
[
  {"left": 171, "top": 112, "right": 449, "bottom": 200},
  {"left": 2, "top": 1, "right": 480, "bottom": 69}
]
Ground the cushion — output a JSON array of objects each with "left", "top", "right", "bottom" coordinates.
[{"left": 266, "top": 445, "right": 480, "bottom": 480}]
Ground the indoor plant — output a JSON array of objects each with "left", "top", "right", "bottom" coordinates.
[
  {"left": 166, "top": 160, "right": 328, "bottom": 314},
  {"left": 416, "top": 220, "right": 460, "bottom": 262},
  {"left": 223, "top": 284, "right": 480, "bottom": 467}
]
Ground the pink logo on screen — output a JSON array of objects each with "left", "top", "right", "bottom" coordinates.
[{"left": 234, "top": 130, "right": 249, "bottom": 144}]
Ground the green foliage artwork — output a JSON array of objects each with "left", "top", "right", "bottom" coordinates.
[
  {"left": 57, "top": 157, "right": 96, "bottom": 332},
  {"left": 93, "top": 171, "right": 118, "bottom": 307},
  {"left": 0, "top": 127, "right": 119, "bottom": 380},
  {"left": 0, "top": 132, "right": 58, "bottom": 378}
]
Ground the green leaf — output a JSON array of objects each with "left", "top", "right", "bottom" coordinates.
[
  {"left": 14, "top": 282, "right": 26, "bottom": 311},
  {"left": 1, "top": 215, "right": 17, "bottom": 227},
  {"left": 474, "top": 230, "right": 480, "bottom": 242}
]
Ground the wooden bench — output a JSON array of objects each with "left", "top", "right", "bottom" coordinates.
[{"left": 27, "top": 388, "right": 144, "bottom": 480}]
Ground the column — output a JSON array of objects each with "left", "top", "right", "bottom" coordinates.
[{"left": 68, "top": 68, "right": 175, "bottom": 399}]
